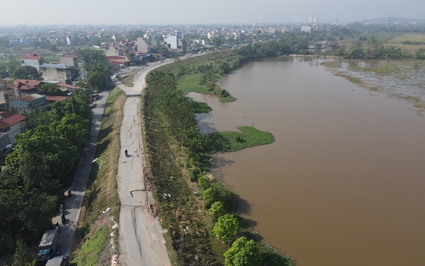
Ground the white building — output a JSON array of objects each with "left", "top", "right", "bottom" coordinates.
[
  {"left": 20, "top": 53, "right": 44, "bottom": 71},
  {"left": 135, "top": 37, "right": 149, "bottom": 53},
  {"left": 301, "top": 26, "right": 312, "bottom": 33},
  {"left": 41, "top": 64, "right": 71, "bottom": 83},
  {"left": 164, "top": 35, "right": 179, "bottom": 49}
]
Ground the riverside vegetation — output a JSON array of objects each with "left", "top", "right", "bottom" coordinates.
[
  {"left": 143, "top": 68, "right": 292, "bottom": 265},
  {"left": 145, "top": 29, "right": 425, "bottom": 264}
]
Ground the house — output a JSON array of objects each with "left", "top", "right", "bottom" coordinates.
[
  {"left": 45, "top": 95, "right": 67, "bottom": 103},
  {"left": 0, "top": 80, "right": 18, "bottom": 108},
  {"left": 9, "top": 94, "right": 49, "bottom": 114},
  {"left": 106, "top": 56, "right": 130, "bottom": 68},
  {"left": 135, "top": 37, "right": 150, "bottom": 53},
  {"left": 163, "top": 35, "right": 179, "bottom": 49},
  {"left": 41, "top": 64, "right": 71, "bottom": 84},
  {"left": 0, "top": 111, "right": 27, "bottom": 145},
  {"left": 59, "top": 54, "right": 78, "bottom": 68},
  {"left": 54, "top": 83, "right": 80, "bottom": 94},
  {"left": 12, "top": 79, "right": 41, "bottom": 95},
  {"left": 20, "top": 53, "right": 44, "bottom": 71}
]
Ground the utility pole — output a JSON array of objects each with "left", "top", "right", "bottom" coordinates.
[{"left": 68, "top": 92, "right": 74, "bottom": 114}]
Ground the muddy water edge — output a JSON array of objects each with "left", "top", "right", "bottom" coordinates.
[{"left": 189, "top": 56, "right": 425, "bottom": 266}]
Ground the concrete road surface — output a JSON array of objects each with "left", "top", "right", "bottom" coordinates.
[
  {"left": 117, "top": 61, "right": 173, "bottom": 266},
  {"left": 52, "top": 90, "right": 110, "bottom": 256}
]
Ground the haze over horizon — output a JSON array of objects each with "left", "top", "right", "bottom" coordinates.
[{"left": 0, "top": 0, "right": 424, "bottom": 26}]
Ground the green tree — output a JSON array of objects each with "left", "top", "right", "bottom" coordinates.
[
  {"left": 127, "top": 30, "right": 145, "bottom": 41},
  {"left": 76, "top": 48, "right": 111, "bottom": 74},
  {"left": 69, "top": 66, "right": 80, "bottom": 81},
  {"left": 224, "top": 237, "right": 260, "bottom": 266},
  {"left": 13, "top": 66, "right": 41, "bottom": 80},
  {"left": 0, "top": 64, "right": 9, "bottom": 79},
  {"left": 212, "top": 37, "right": 224, "bottom": 48},
  {"left": 7, "top": 58, "right": 21, "bottom": 74},
  {"left": 208, "top": 201, "right": 225, "bottom": 221},
  {"left": 26, "top": 108, "right": 56, "bottom": 129},
  {"left": 159, "top": 45, "right": 171, "bottom": 58},
  {"left": 203, "top": 186, "right": 219, "bottom": 208},
  {"left": 54, "top": 113, "right": 90, "bottom": 148},
  {"left": 127, "top": 52, "right": 136, "bottom": 61},
  {"left": 86, "top": 70, "right": 108, "bottom": 91},
  {"left": 12, "top": 239, "right": 35, "bottom": 266},
  {"left": 212, "top": 214, "right": 240, "bottom": 245},
  {"left": 39, "top": 83, "right": 64, "bottom": 96}
]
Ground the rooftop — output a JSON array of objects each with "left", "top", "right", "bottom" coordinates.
[
  {"left": 21, "top": 53, "right": 43, "bottom": 60},
  {"left": 41, "top": 63, "right": 69, "bottom": 69}
]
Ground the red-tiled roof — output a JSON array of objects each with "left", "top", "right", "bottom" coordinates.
[
  {"left": 18, "top": 96, "right": 35, "bottom": 102},
  {"left": 106, "top": 56, "right": 124, "bottom": 60},
  {"left": 21, "top": 53, "right": 42, "bottom": 60},
  {"left": 19, "top": 85, "right": 37, "bottom": 91},
  {"left": 13, "top": 79, "right": 41, "bottom": 86},
  {"left": 0, "top": 120, "right": 10, "bottom": 130},
  {"left": 45, "top": 96, "right": 67, "bottom": 102},
  {"left": 55, "top": 83, "right": 80, "bottom": 89},
  {"left": 0, "top": 111, "right": 14, "bottom": 119},
  {"left": 1, "top": 113, "right": 26, "bottom": 126}
]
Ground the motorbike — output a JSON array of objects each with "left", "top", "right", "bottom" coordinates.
[{"left": 64, "top": 189, "right": 72, "bottom": 197}]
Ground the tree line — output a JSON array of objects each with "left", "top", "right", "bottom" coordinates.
[
  {"left": 0, "top": 90, "right": 91, "bottom": 258},
  {"left": 143, "top": 71, "right": 292, "bottom": 265}
]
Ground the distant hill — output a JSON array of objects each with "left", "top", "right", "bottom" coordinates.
[{"left": 365, "top": 17, "right": 425, "bottom": 24}]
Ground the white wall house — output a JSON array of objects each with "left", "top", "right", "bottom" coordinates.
[
  {"left": 163, "top": 35, "right": 179, "bottom": 49},
  {"left": 20, "top": 53, "right": 44, "bottom": 71}
]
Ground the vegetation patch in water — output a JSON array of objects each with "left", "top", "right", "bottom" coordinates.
[
  {"left": 192, "top": 101, "right": 212, "bottom": 113},
  {"left": 207, "top": 126, "right": 275, "bottom": 153},
  {"left": 335, "top": 72, "right": 363, "bottom": 85}
]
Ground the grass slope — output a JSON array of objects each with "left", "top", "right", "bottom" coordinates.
[{"left": 71, "top": 87, "right": 125, "bottom": 265}]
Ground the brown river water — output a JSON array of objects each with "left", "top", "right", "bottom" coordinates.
[{"left": 189, "top": 57, "right": 425, "bottom": 266}]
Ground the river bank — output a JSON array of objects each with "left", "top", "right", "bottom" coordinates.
[{"left": 191, "top": 56, "right": 425, "bottom": 266}]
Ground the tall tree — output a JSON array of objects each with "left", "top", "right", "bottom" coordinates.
[
  {"left": 13, "top": 66, "right": 41, "bottom": 80},
  {"left": 212, "top": 214, "right": 240, "bottom": 245},
  {"left": 86, "top": 70, "right": 108, "bottom": 91},
  {"left": 224, "top": 237, "right": 260, "bottom": 266},
  {"left": 39, "top": 83, "right": 64, "bottom": 96}
]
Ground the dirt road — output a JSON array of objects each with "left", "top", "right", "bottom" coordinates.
[{"left": 117, "top": 61, "right": 173, "bottom": 266}]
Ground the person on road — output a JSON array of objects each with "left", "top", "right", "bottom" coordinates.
[
  {"left": 55, "top": 222, "right": 60, "bottom": 230},
  {"left": 125, "top": 149, "right": 128, "bottom": 156}
]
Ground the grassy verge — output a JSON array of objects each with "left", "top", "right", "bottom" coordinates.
[
  {"left": 119, "top": 72, "right": 138, "bottom": 87},
  {"left": 177, "top": 74, "right": 237, "bottom": 102},
  {"left": 207, "top": 126, "right": 275, "bottom": 153},
  {"left": 178, "top": 74, "right": 211, "bottom": 95},
  {"left": 71, "top": 87, "right": 125, "bottom": 265},
  {"left": 71, "top": 227, "right": 109, "bottom": 266}
]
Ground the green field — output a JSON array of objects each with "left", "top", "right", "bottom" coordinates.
[
  {"left": 177, "top": 74, "right": 211, "bottom": 95},
  {"left": 387, "top": 33, "right": 425, "bottom": 53},
  {"left": 43, "top": 55, "right": 60, "bottom": 63}
]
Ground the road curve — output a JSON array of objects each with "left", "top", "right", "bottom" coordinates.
[{"left": 117, "top": 60, "right": 173, "bottom": 266}]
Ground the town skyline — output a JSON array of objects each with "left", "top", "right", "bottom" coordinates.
[{"left": 0, "top": 0, "right": 424, "bottom": 26}]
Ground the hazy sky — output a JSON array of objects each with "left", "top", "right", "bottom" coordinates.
[{"left": 0, "top": 0, "right": 424, "bottom": 25}]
